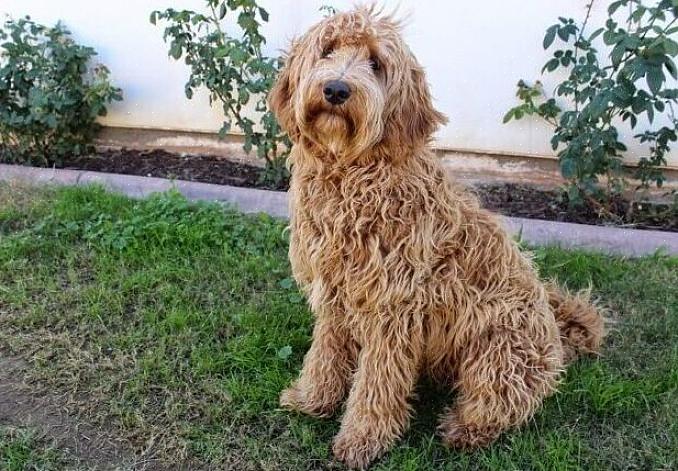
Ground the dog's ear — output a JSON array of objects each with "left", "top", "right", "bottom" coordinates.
[
  {"left": 386, "top": 63, "right": 447, "bottom": 152},
  {"left": 402, "top": 65, "right": 448, "bottom": 147},
  {"left": 269, "top": 47, "right": 300, "bottom": 141}
]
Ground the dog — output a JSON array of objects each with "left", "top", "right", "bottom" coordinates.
[{"left": 269, "top": 6, "right": 604, "bottom": 469}]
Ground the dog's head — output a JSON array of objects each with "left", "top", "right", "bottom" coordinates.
[{"left": 269, "top": 6, "right": 447, "bottom": 163}]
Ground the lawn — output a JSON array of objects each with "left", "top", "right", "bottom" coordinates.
[{"left": 0, "top": 182, "right": 676, "bottom": 470}]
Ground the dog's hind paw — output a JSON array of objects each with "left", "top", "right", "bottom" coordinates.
[{"left": 438, "top": 416, "right": 500, "bottom": 450}]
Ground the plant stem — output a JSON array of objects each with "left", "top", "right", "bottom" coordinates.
[{"left": 573, "top": 1, "right": 597, "bottom": 114}]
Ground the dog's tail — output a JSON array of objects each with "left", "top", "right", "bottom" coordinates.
[{"left": 546, "top": 283, "right": 605, "bottom": 363}]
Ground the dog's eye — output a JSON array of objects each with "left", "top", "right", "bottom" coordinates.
[
  {"left": 321, "top": 46, "right": 333, "bottom": 58},
  {"left": 369, "top": 57, "right": 381, "bottom": 72}
]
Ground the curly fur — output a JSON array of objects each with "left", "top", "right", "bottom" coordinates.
[{"left": 269, "top": 6, "right": 604, "bottom": 469}]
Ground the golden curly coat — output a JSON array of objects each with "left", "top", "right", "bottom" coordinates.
[{"left": 269, "top": 6, "right": 604, "bottom": 469}]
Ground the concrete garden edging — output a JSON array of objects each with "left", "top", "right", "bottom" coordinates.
[{"left": 2, "top": 163, "right": 677, "bottom": 257}]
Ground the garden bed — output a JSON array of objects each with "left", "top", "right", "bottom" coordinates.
[{"left": 40, "top": 148, "right": 678, "bottom": 232}]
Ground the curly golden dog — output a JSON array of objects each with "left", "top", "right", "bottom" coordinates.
[{"left": 269, "top": 6, "right": 604, "bottom": 469}]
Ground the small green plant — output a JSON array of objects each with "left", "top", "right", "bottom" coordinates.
[
  {"left": 151, "top": 0, "right": 291, "bottom": 187},
  {"left": 504, "top": 1, "right": 678, "bottom": 205},
  {"left": 0, "top": 16, "right": 122, "bottom": 167}
]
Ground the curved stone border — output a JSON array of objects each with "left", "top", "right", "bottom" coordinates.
[{"left": 2, "top": 163, "right": 676, "bottom": 257}]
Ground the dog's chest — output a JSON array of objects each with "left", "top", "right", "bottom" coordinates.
[{"left": 294, "top": 176, "right": 389, "bottom": 282}]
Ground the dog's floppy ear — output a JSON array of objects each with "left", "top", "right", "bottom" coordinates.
[
  {"left": 385, "top": 61, "right": 447, "bottom": 153},
  {"left": 269, "top": 47, "right": 300, "bottom": 141},
  {"left": 402, "top": 64, "right": 448, "bottom": 147}
]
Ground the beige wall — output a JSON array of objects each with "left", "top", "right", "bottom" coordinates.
[{"left": 2, "top": 0, "right": 677, "bottom": 167}]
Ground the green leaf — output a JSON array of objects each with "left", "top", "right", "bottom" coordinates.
[
  {"left": 589, "top": 27, "right": 604, "bottom": 42},
  {"left": 631, "top": 7, "right": 646, "bottom": 23},
  {"left": 557, "top": 26, "right": 571, "bottom": 41},
  {"left": 646, "top": 67, "right": 664, "bottom": 95},
  {"left": 277, "top": 345, "right": 293, "bottom": 360},
  {"left": 561, "top": 158, "right": 576, "bottom": 179},
  {"left": 610, "top": 44, "right": 625, "bottom": 66},
  {"left": 149, "top": 11, "right": 158, "bottom": 25},
  {"left": 502, "top": 109, "right": 515, "bottom": 124},
  {"left": 278, "top": 278, "right": 294, "bottom": 289},
  {"left": 288, "top": 293, "right": 303, "bottom": 304},
  {"left": 542, "top": 58, "right": 560, "bottom": 73},
  {"left": 230, "top": 47, "right": 247, "bottom": 64},
  {"left": 169, "top": 42, "right": 182, "bottom": 60},
  {"left": 608, "top": 1, "right": 623, "bottom": 15},
  {"left": 238, "top": 88, "right": 250, "bottom": 104},
  {"left": 45, "top": 114, "right": 57, "bottom": 128},
  {"left": 544, "top": 26, "right": 557, "bottom": 49},
  {"left": 259, "top": 7, "right": 269, "bottom": 22},
  {"left": 215, "top": 46, "right": 229, "bottom": 58},
  {"left": 665, "top": 57, "right": 678, "bottom": 79},
  {"left": 663, "top": 38, "right": 678, "bottom": 57},
  {"left": 218, "top": 3, "right": 227, "bottom": 20}
]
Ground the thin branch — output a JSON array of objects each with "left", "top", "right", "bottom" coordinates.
[{"left": 572, "top": 1, "right": 597, "bottom": 114}]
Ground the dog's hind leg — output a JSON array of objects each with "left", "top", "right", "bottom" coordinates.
[
  {"left": 438, "top": 318, "right": 562, "bottom": 449},
  {"left": 280, "top": 312, "right": 358, "bottom": 417}
]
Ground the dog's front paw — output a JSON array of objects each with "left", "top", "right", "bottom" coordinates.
[
  {"left": 332, "top": 428, "right": 387, "bottom": 470},
  {"left": 279, "top": 384, "right": 335, "bottom": 418}
]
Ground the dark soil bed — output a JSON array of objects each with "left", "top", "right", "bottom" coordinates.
[
  {"left": 64, "top": 148, "right": 282, "bottom": 190},
  {"left": 477, "top": 184, "right": 677, "bottom": 232},
  {"left": 14, "top": 148, "right": 678, "bottom": 232}
]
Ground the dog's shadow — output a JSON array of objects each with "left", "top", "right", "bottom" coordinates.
[{"left": 409, "top": 378, "right": 456, "bottom": 431}]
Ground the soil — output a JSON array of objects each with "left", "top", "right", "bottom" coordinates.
[
  {"left": 62, "top": 149, "right": 285, "bottom": 191},
  {"left": 17, "top": 149, "right": 678, "bottom": 233},
  {"left": 0, "top": 354, "right": 149, "bottom": 470},
  {"left": 476, "top": 184, "right": 678, "bottom": 233}
]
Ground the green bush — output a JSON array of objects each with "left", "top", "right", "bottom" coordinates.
[
  {"left": 0, "top": 17, "right": 122, "bottom": 167},
  {"left": 151, "top": 0, "right": 291, "bottom": 187},
  {"left": 504, "top": 0, "right": 678, "bottom": 205}
]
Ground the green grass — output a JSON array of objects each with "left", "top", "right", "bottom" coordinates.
[
  {"left": 0, "top": 427, "right": 71, "bottom": 471},
  {"left": 0, "top": 182, "right": 676, "bottom": 470}
]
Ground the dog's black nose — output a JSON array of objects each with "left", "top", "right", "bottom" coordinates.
[{"left": 323, "top": 80, "right": 351, "bottom": 105}]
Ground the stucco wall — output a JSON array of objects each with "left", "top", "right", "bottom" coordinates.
[{"left": 2, "top": 0, "right": 677, "bottom": 166}]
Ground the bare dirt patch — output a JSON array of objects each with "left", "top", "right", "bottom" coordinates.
[{"left": 0, "top": 354, "right": 155, "bottom": 470}]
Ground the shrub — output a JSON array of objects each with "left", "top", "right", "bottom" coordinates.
[
  {"left": 151, "top": 0, "right": 291, "bottom": 187},
  {"left": 504, "top": 0, "right": 678, "bottom": 205},
  {"left": 0, "top": 17, "right": 122, "bottom": 166}
]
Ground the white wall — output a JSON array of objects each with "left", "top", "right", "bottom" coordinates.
[{"left": 2, "top": 1, "right": 677, "bottom": 166}]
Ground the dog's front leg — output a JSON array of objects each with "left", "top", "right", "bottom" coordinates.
[
  {"left": 332, "top": 320, "right": 421, "bottom": 470},
  {"left": 280, "top": 312, "right": 356, "bottom": 417}
]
